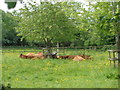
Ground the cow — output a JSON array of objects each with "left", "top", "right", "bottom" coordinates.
[
  {"left": 19, "top": 54, "right": 35, "bottom": 59},
  {"left": 57, "top": 55, "right": 69, "bottom": 59},
  {"left": 73, "top": 55, "right": 85, "bottom": 61},
  {"left": 57, "top": 54, "right": 92, "bottom": 61},
  {"left": 57, "top": 55, "right": 78, "bottom": 59},
  {"left": 79, "top": 55, "right": 92, "bottom": 60},
  {"left": 19, "top": 52, "right": 44, "bottom": 59}
]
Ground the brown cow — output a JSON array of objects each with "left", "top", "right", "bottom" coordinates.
[
  {"left": 20, "top": 52, "right": 44, "bottom": 59},
  {"left": 57, "top": 54, "right": 92, "bottom": 61},
  {"left": 20, "top": 54, "right": 28, "bottom": 59},
  {"left": 57, "top": 55, "right": 80, "bottom": 59},
  {"left": 73, "top": 55, "right": 85, "bottom": 61},
  {"left": 57, "top": 55, "right": 69, "bottom": 59},
  {"left": 26, "top": 53, "right": 34, "bottom": 56},
  {"left": 19, "top": 54, "right": 35, "bottom": 59},
  {"left": 79, "top": 55, "right": 92, "bottom": 60}
]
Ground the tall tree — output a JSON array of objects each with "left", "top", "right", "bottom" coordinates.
[
  {"left": 79, "top": 2, "right": 120, "bottom": 62},
  {"left": 79, "top": 2, "right": 116, "bottom": 46},
  {"left": 94, "top": 2, "right": 120, "bottom": 63},
  {"left": 112, "top": 2, "right": 120, "bottom": 63},
  {"left": 15, "top": 1, "right": 79, "bottom": 57},
  {"left": 2, "top": 10, "right": 21, "bottom": 46}
]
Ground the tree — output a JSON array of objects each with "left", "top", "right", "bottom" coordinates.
[
  {"left": 93, "top": 2, "right": 120, "bottom": 63},
  {"left": 1, "top": 9, "right": 28, "bottom": 46},
  {"left": 79, "top": 2, "right": 120, "bottom": 62},
  {"left": 2, "top": 10, "right": 18, "bottom": 45},
  {"left": 15, "top": 1, "right": 79, "bottom": 57},
  {"left": 112, "top": 2, "right": 120, "bottom": 63},
  {"left": 77, "top": 2, "right": 116, "bottom": 46}
]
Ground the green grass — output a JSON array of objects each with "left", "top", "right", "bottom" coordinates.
[{"left": 2, "top": 48, "right": 118, "bottom": 88}]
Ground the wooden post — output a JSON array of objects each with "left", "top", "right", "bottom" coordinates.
[
  {"left": 108, "top": 50, "right": 120, "bottom": 67},
  {"left": 57, "top": 42, "right": 59, "bottom": 56},
  {"left": 108, "top": 51, "right": 111, "bottom": 65},
  {"left": 113, "top": 52, "right": 115, "bottom": 67},
  {"left": 42, "top": 48, "right": 45, "bottom": 54}
]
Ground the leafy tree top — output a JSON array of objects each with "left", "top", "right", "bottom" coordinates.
[{"left": 15, "top": 1, "right": 80, "bottom": 45}]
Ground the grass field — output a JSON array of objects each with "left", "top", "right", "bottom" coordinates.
[{"left": 2, "top": 48, "right": 118, "bottom": 88}]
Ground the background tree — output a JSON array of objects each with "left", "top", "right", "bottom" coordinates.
[
  {"left": 1, "top": 10, "right": 28, "bottom": 46},
  {"left": 78, "top": 2, "right": 120, "bottom": 62},
  {"left": 76, "top": 2, "right": 116, "bottom": 46},
  {"left": 2, "top": 10, "right": 18, "bottom": 45},
  {"left": 3, "top": 1, "right": 119, "bottom": 53},
  {"left": 93, "top": 2, "right": 120, "bottom": 63}
]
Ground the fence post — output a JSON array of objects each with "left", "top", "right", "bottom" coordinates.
[{"left": 57, "top": 42, "right": 59, "bottom": 56}]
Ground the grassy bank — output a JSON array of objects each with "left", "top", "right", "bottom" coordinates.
[{"left": 2, "top": 48, "right": 118, "bottom": 88}]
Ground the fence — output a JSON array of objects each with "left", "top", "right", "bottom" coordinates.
[
  {"left": 1, "top": 45, "right": 116, "bottom": 53},
  {"left": 108, "top": 50, "right": 120, "bottom": 67}
]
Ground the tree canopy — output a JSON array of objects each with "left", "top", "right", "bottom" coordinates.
[
  {"left": 2, "top": 1, "right": 119, "bottom": 48},
  {"left": 15, "top": 2, "right": 80, "bottom": 47}
]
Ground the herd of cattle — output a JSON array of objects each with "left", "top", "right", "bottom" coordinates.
[{"left": 19, "top": 52, "right": 92, "bottom": 61}]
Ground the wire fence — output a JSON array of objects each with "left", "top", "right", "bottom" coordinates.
[{"left": 1, "top": 45, "right": 116, "bottom": 53}]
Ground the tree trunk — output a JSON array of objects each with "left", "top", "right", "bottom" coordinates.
[
  {"left": 116, "top": 1, "right": 120, "bottom": 64},
  {"left": 112, "top": 2, "right": 120, "bottom": 64},
  {"left": 44, "top": 38, "right": 53, "bottom": 58},
  {"left": 46, "top": 46, "right": 53, "bottom": 58},
  {"left": 116, "top": 35, "right": 120, "bottom": 63}
]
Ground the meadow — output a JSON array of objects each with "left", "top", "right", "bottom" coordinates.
[{"left": 2, "top": 48, "right": 118, "bottom": 88}]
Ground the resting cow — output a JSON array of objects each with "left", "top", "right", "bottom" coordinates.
[
  {"left": 19, "top": 54, "right": 35, "bottom": 59},
  {"left": 73, "top": 55, "right": 85, "bottom": 61},
  {"left": 79, "top": 55, "right": 92, "bottom": 60},
  {"left": 57, "top": 55, "right": 69, "bottom": 59},
  {"left": 57, "top": 55, "right": 92, "bottom": 61},
  {"left": 19, "top": 52, "right": 44, "bottom": 59}
]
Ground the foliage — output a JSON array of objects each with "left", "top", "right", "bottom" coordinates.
[
  {"left": 2, "top": 2, "right": 119, "bottom": 47},
  {"left": 78, "top": 2, "right": 120, "bottom": 62},
  {"left": 76, "top": 2, "right": 117, "bottom": 46},
  {"left": 15, "top": 2, "right": 79, "bottom": 48},
  {"left": 1, "top": 10, "right": 28, "bottom": 46},
  {"left": 2, "top": 10, "right": 18, "bottom": 45}
]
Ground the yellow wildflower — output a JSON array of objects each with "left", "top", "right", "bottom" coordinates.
[{"left": 16, "top": 78, "right": 19, "bottom": 81}]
